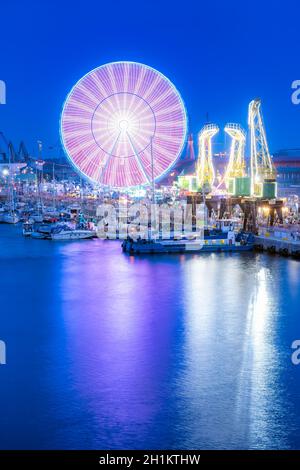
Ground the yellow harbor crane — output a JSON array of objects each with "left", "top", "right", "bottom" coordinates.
[
  {"left": 224, "top": 123, "right": 246, "bottom": 194},
  {"left": 248, "top": 99, "right": 276, "bottom": 197},
  {"left": 196, "top": 123, "right": 219, "bottom": 191},
  {"left": 179, "top": 99, "right": 276, "bottom": 199}
]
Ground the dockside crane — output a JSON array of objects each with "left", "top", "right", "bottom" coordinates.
[
  {"left": 0, "top": 131, "right": 9, "bottom": 162},
  {"left": 8, "top": 142, "right": 17, "bottom": 163},
  {"left": 196, "top": 123, "right": 219, "bottom": 191},
  {"left": 18, "top": 141, "right": 31, "bottom": 162},
  {"left": 248, "top": 99, "right": 276, "bottom": 197},
  {"left": 224, "top": 123, "right": 246, "bottom": 193},
  {"left": 0, "top": 132, "right": 18, "bottom": 164}
]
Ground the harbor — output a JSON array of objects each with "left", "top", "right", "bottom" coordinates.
[
  {"left": 1, "top": 179, "right": 300, "bottom": 257},
  {"left": 1, "top": 95, "right": 300, "bottom": 258}
]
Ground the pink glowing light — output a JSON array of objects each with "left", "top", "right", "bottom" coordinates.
[{"left": 60, "top": 61, "right": 187, "bottom": 188}]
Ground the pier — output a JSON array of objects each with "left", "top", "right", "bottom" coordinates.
[{"left": 254, "top": 226, "right": 300, "bottom": 257}]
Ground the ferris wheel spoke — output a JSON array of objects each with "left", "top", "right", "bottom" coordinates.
[
  {"left": 126, "top": 131, "right": 151, "bottom": 184},
  {"left": 99, "top": 131, "right": 122, "bottom": 182}
]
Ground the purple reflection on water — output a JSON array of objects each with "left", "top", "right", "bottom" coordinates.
[
  {"left": 57, "top": 240, "right": 184, "bottom": 448},
  {"left": 0, "top": 226, "right": 300, "bottom": 449}
]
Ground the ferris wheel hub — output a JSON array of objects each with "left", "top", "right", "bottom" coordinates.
[{"left": 119, "top": 120, "right": 129, "bottom": 131}]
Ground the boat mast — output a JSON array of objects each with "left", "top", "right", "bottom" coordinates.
[
  {"left": 52, "top": 162, "right": 56, "bottom": 209},
  {"left": 150, "top": 136, "right": 155, "bottom": 204},
  {"left": 150, "top": 136, "right": 157, "bottom": 238},
  {"left": 7, "top": 142, "right": 15, "bottom": 215}
]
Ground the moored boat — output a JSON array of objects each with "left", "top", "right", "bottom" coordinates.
[
  {"left": 50, "top": 224, "right": 94, "bottom": 241},
  {"left": 122, "top": 230, "right": 254, "bottom": 254},
  {"left": 0, "top": 212, "right": 20, "bottom": 224},
  {"left": 22, "top": 221, "right": 34, "bottom": 236},
  {"left": 22, "top": 221, "right": 54, "bottom": 238}
]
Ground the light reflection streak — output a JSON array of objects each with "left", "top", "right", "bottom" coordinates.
[{"left": 180, "top": 256, "right": 288, "bottom": 448}]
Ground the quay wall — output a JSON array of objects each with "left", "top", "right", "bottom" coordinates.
[{"left": 254, "top": 227, "right": 300, "bottom": 258}]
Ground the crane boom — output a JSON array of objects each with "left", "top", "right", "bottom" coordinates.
[
  {"left": 248, "top": 99, "right": 276, "bottom": 196},
  {"left": 196, "top": 123, "right": 219, "bottom": 191}
]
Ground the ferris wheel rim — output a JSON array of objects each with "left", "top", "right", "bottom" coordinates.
[{"left": 60, "top": 61, "right": 188, "bottom": 189}]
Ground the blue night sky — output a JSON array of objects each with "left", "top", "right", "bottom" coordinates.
[{"left": 0, "top": 0, "right": 299, "bottom": 157}]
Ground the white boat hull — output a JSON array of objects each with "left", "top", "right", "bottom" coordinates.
[
  {"left": 51, "top": 230, "right": 94, "bottom": 241},
  {"left": 0, "top": 214, "right": 20, "bottom": 224}
]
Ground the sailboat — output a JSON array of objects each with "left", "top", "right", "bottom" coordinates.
[
  {"left": 0, "top": 147, "right": 20, "bottom": 224},
  {"left": 1, "top": 184, "right": 20, "bottom": 224},
  {"left": 1, "top": 211, "right": 20, "bottom": 224}
]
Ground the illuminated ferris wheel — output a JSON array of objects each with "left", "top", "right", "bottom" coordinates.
[{"left": 60, "top": 61, "right": 187, "bottom": 188}]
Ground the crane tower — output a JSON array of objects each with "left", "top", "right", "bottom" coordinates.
[
  {"left": 196, "top": 124, "right": 219, "bottom": 191},
  {"left": 248, "top": 99, "right": 276, "bottom": 197},
  {"left": 224, "top": 123, "right": 246, "bottom": 193}
]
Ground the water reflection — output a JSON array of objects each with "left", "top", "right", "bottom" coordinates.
[
  {"left": 234, "top": 265, "right": 288, "bottom": 449},
  {"left": 0, "top": 226, "right": 299, "bottom": 449}
]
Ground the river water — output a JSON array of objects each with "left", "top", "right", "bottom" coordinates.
[{"left": 0, "top": 224, "right": 299, "bottom": 449}]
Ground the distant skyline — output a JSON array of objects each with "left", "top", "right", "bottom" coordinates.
[{"left": 0, "top": 0, "right": 300, "bottom": 158}]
